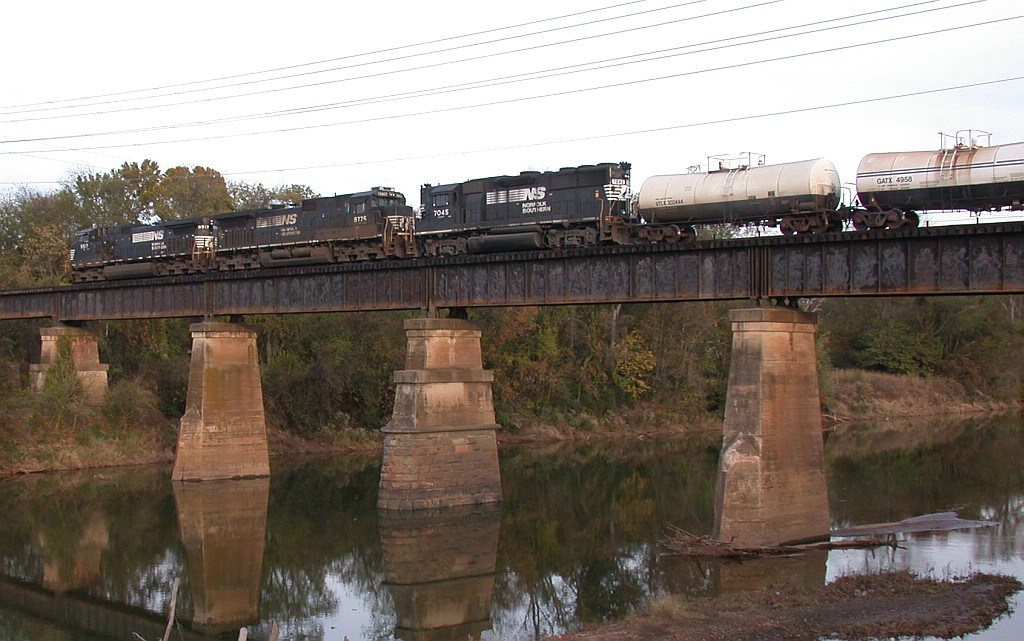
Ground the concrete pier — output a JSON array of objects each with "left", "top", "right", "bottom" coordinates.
[
  {"left": 173, "top": 479, "right": 269, "bottom": 634},
  {"left": 380, "top": 504, "right": 500, "bottom": 641},
  {"left": 713, "top": 307, "right": 830, "bottom": 546},
  {"left": 29, "top": 325, "right": 108, "bottom": 406},
  {"left": 172, "top": 323, "right": 270, "bottom": 481},
  {"left": 378, "top": 318, "right": 502, "bottom": 510}
]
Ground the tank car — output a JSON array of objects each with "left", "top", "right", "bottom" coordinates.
[
  {"left": 855, "top": 139, "right": 1024, "bottom": 229},
  {"left": 416, "top": 162, "right": 636, "bottom": 256},
  {"left": 635, "top": 158, "right": 843, "bottom": 236}
]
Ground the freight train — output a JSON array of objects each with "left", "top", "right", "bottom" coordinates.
[{"left": 68, "top": 138, "right": 1024, "bottom": 282}]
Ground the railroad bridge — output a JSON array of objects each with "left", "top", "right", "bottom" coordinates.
[{"left": 6, "top": 222, "right": 1024, "bottom": 546}]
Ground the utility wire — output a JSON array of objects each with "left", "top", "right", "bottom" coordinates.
[
  {"left": 0, "top": 0, "right": 783, "bottom": 125},
  {"left": 33, "top": 0, "right": 978, "bottom": 134},
  {"left": 225, "top": 75, "right": 1024, "bottom": 176},
  {"left": 1, "top": 0, "right": 966, "bottom": 124},
  {"left": 2, "top": 14, "right": 1018, "bottom": 153},
  {"left": 6, "top": 75, "right": 1019, "bottom": 186},
  {"left": 0, "top": 0, "right": 710, "bottom": 114}
]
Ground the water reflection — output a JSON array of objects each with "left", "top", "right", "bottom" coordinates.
[
  {"left": 36, "top": 509, "right": 109, "bottom": 592},
  {"left": 380, "top": 504, "right": 501, "bottom": 641},
  {"left": 173, "top": 478, "right": 270, "bottom": 634},
  {"left": 0, "top": 416, "right": 1021, "bottom": 641}
]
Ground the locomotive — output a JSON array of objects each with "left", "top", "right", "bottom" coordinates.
[
  {"left": 70, "top": 187, "right": 415, "bottom": 282},
  {"left": 68, "top": 138, "right": 1024, "bottom": 283}
]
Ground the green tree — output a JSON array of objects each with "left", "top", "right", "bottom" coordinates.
[
  {"left": 155, "top": 166, "right": 233, "bottom": 219},
  {"left": 73, "top": 160, "right": 162, "bottom": 224},
  {"left": 229, "top": 181, "right": 316, "bottom": 210}
]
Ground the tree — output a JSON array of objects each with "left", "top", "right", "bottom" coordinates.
[
  {"left": 155, "top": 166, "right": 233, "bottom": 219},
  {"left": 73, "top": 160, "right": 162, "bottom": 225},
  {"left": 0, "top": 188, "right": 82, "bottom": 287},
  {"left": 229, "top": 181, "right": 316, "bottom": 210}
]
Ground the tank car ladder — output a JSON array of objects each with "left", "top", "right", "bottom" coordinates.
[{"left": 938, "top": 146, "right": 960, "bottom": 182}]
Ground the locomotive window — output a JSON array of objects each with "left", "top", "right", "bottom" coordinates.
[
  {"left": 432, "top": 194, "right": 450, "bottom": 207},
  {"left": 353, "top": 202, "right": 366, "bottom": 214}
]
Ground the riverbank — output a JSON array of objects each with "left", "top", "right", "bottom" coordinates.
[
  {"left": 551, "top": 571, "right": 1022, "bottom": 641},
  {"left": 1, "top": 369, "right": 1019, "bottom": 478}
]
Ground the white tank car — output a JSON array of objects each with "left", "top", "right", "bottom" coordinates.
[
  {"left": 856, "top": 141, "right": 1024, "bottom": 213},
  {"left": 636, "top": 158, "right": 842, "bottom": 228}
]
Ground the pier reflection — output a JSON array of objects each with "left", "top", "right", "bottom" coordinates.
[
  {"left": 714, "top": 551, "right": 827, "bottom": 594},
  {"left": 172, "top": 478, "right": 270, "bottom": 634},
  {"left": 380, "top": 504, "right": 502, "bottom": 641},
  {"left": 36, "top": 509, "right": 110, "bottom": 592}
]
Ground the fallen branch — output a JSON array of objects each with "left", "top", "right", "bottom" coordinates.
[
  {"left": 662, "top": 526, "right": 897, "bottom": 558},
  {"left": 131, "top": 577, "right": 181, "bottom": 641}
]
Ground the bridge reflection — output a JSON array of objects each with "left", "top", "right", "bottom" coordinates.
[
  {"left": 380, "top": 504, "right": 502, "bottom": 641},
  {"left": 173, "top": 478, "right": 270, "bottom": 634}
]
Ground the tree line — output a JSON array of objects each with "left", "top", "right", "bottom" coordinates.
[{"left": 0, "top": 160, "right": 1021, "bottom": 452}]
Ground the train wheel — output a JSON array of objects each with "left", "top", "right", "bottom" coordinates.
[
  {"left": 826, "top": 217, "right": 843, "bottom": 233},
  {"left": 808, "top": 216, "right": 828, "bottom": 234},
  {"left": 904, "top": 211, "right": 920, "bottom": 228},
  {"left": 780, "top": 221, "right": 796, "bottom": 236}
]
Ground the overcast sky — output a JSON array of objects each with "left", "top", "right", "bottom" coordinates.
[{"left": 2, "top": 0, "right": 1021, "bottom": 222}]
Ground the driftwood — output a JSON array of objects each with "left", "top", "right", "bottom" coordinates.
[
  {"left": 663, "top": 526, "right": 898, "bottom": 558},
  {"left": 133, "top": 579, "right": 267, "bottom": 641},
  {"left": 131, "top": 577, "right": 181, "bottom": 641}
]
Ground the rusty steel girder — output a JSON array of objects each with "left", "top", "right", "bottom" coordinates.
[{"left": 0, "top": 223, "right": 1021, "bottom": 322}]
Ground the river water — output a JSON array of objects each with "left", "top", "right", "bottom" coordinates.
[{"left": 0, "top": 414, "right": 1022, "bottom": 641}]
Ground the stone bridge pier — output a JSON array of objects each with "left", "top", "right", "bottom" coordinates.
[
  {"left": 172, "top": 322, "right": 270, "bottom": 481},
  {"left": 29, "top": 324, "right": 109, "bottom": 406},
  {"left": 378, "top": 318, "right": 502, "bottom": 510},
  {"left": 713, "top": 307, "right": 830, "bottom": 547}
]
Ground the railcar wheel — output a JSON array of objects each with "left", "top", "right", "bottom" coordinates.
[
  {"left": 808, "top": 216, "right": 828, "bottom": 234},
  {"left": 904, "top": 211, "right": 920, "bottom": 228},
  {"left": 884, "top": 209, "right": 905, "bottom": 230}
]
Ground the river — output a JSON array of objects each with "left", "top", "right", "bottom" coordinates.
[{"left": 0, "top": 414, "right": 1021, "bottom": 641}]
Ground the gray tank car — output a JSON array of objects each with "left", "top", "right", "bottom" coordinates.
[
  {"left": 635, "top": 158, "right": 842, "bottom": 236},
  {"left": 855, "top": 140, "right": 1024, "bottom": 229}
]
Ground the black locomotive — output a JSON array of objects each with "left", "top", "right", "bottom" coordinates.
[
  {"left": 69, "top": 163, "right": 654, "bottom": 282},
  {"left": 70, "top": 187, "right": 415, "bottom": 282}
]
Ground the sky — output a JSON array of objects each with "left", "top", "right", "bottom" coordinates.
[{"left": 1, "top": 0, "right": 1021, "bottom": 223}]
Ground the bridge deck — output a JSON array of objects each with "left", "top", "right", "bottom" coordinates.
[{"left": 1, "top": 223, "right": 1021, "bottom": 321}]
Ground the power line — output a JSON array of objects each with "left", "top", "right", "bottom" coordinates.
[
  {"left": 0, "top": 0, "right": 709, "bottom": 115},
  {"left": 224, "top": 75, "right": 1024, "bottom": 176},
  {"left": 0, "top": 0, "right": 783, "bottom": 127},
  {"left": 6, "top": 75, "right": 1018, "bottom": 188},
  {"left": 2, "top": 14, "right": 1018, "bottom": 153},
  {"left": 106, "top": 0, "right": 986, "bottom": 133}
]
